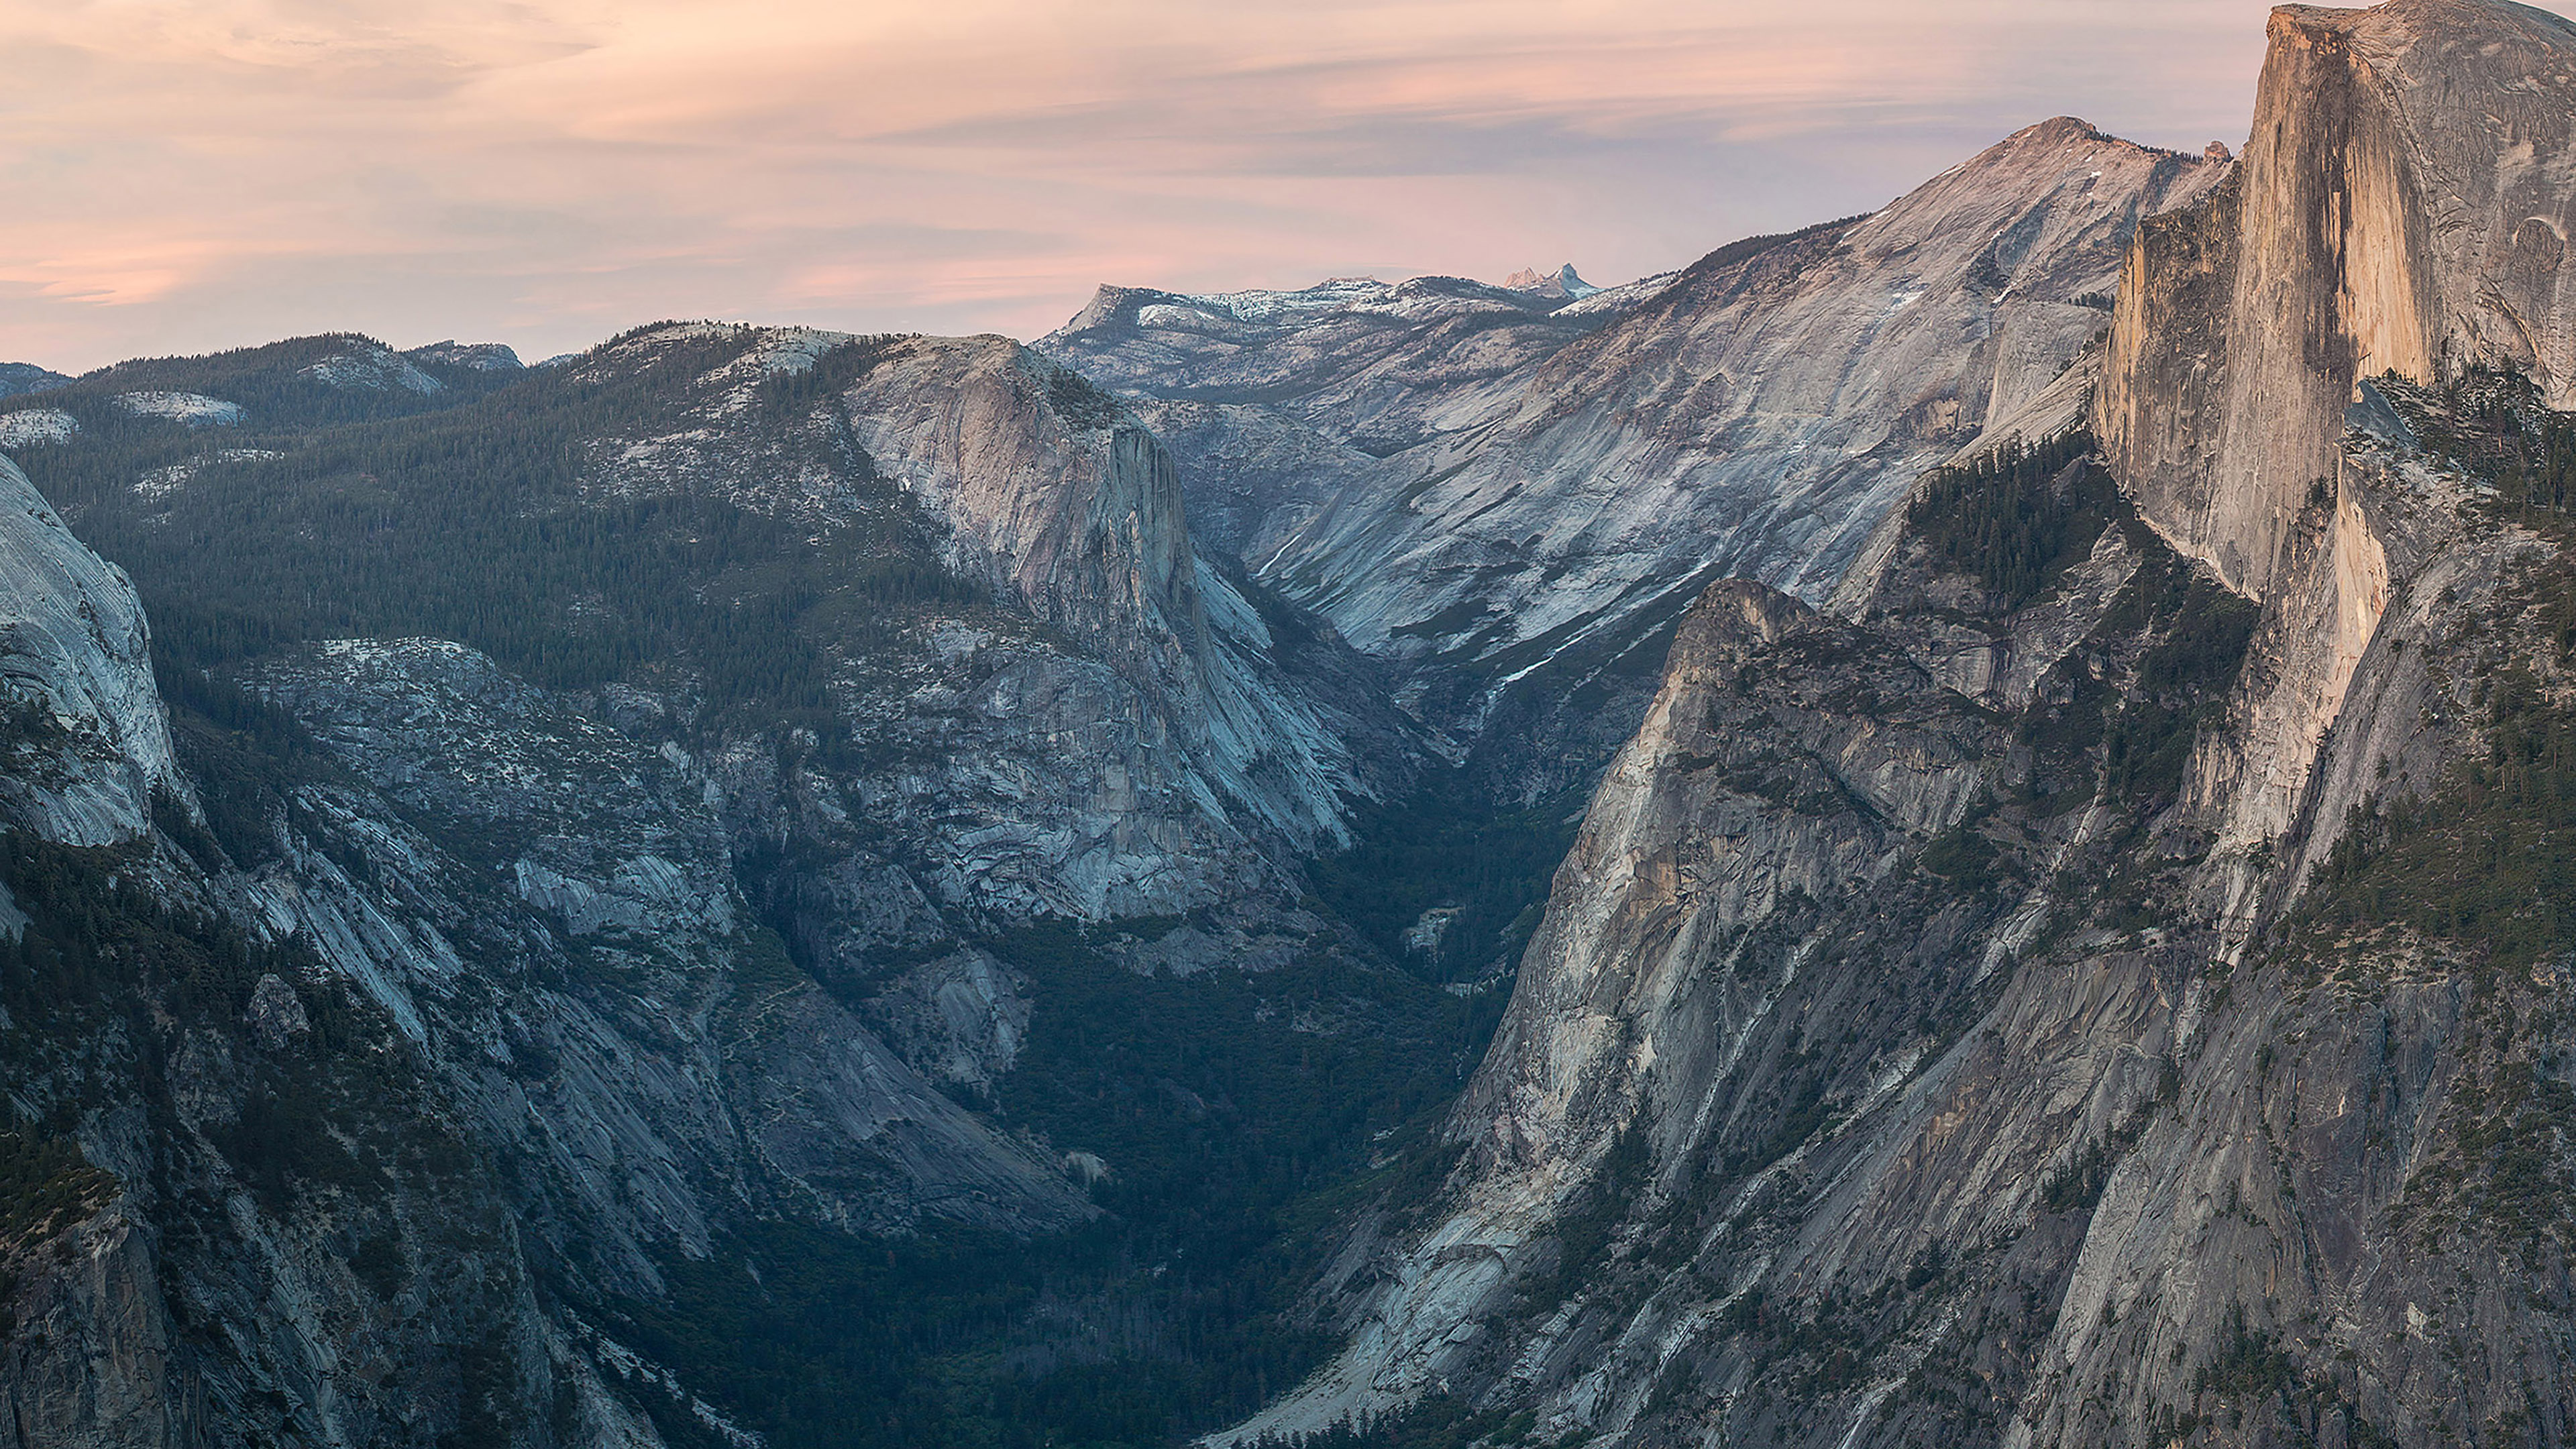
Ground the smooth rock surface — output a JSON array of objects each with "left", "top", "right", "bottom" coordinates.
[{"left": 0, "top": 454, "right": 177, "bottom": 845}]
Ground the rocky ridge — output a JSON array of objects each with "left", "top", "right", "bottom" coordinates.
[
  {"left": 1228, "top": 4, "right": 2576, "bottom": 1447},
  {"left": 1052, "top": 118, "right": 2229, "bottom": 802},
  {"left": 1501, "top": 266, "right": 1600, "bottom": 301},
  {"left": 0, "top": 316, "right": 1426, "bottom": 1445}
]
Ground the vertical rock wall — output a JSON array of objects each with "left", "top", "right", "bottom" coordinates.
[
  {"left": 1234, "top": 7, "right": 2576, "bottom": 1448},
  {"left": 2099, "top": 0, "right": 2576, "bottom": 598}
]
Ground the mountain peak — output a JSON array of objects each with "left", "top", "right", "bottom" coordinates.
[
  {"left": 1500, "top": 263, "right": 1598, "bottom": 299},
  {"left": 2104, "top": 0, "right": 2576, "bottom": 597},
  {"left": 2277, "top": 0, "right": 2576, "bottom": 46}
]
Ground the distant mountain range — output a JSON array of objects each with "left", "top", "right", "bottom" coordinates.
[{"left": 1044, "top": 117, "right": 2222, "bottom": 801}]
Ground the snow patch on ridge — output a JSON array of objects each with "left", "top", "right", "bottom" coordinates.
[
  {"left": 0, "top": 410, "right": 78, "bottom": 449},
  {"left": 115, "top": 391, "right": 244, "bottom": 426},
  {"left": 302, "top": 345, "right": 443, "bottom": 394}
]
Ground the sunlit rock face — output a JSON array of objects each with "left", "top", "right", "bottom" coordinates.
[
  {"left": 1051, "top": 119, "right": 2226, "bottom": 800},
  {"left": 1226, "top": 6, "right": 2576, "bottom": 1448},
  {"left": 2101, "top": 0, "right": 2576, "bottom": 598}
]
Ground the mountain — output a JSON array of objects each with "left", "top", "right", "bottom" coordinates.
[
  {"left": 1500, "top": 266, "right": 1599, "bottom": 301},
  {"left": 1228, "top": 3, "right": 2576, "bottom": 1446},
  {"left": 1043, "top": 274, "right": 1670, "bottom": 560},
  {"left": 0, "top": 363, "right": 68, "bottom": 400},
  {"left": 0, "top": 322, "right": 1486, "bottom": 1446},
  {"left": 20, "top": 2, "right": 2576, "bottom": 1446},
  {"left": 5, "top": 323, "right": 1402, "bottom": 921},
  {"left": 1048, "top": 118, "right": 2229, "bottom": 802}
]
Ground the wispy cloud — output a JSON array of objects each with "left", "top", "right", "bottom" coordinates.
[{"left": 0, "top": 0, "right": 2473, "bottom": 371}]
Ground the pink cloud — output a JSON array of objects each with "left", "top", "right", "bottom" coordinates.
[{"left": 0, "top": 0, "right": 2502, "bottom": 372}]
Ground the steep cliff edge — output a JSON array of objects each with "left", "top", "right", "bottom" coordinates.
[
  {"left": 1238, "top": 390, "right": 2576, "bottom": 1449},
  {"left": 2099, "top": 0, "right": 2576, "bottom": 598},
  {"left": 2100, "top": 0, "right": 2576, "bottom": 908},
  {"left": 1232, "top": 6, "right": 2576, "bottom": 1445},
  {"left": 1057, "top": 120, "right": 2226, "bottom": 802},
  {"left": 833, "top": 333, "right": 1373, "bottom": 858},
  {"left": 0, "top": 455, "right": 176, "bottom": 845},
  {"left": 1226, "top": 447, "right": 2274, "bottom": 1446}
]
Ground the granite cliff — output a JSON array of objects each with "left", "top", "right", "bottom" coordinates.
[
  {"left": 1050, "top": 120, "right": 2229, "bottom": 799},
  {"left": 2102, "top": 0, "right": 2576, "bottom": 599},
  {"left": 17, "top": 1, "right": 2576, "bottom": 1445},
  {"left": 1228, "top": 4, "right": 2576, "bottom": 1447},
  {"left": 0, "top": 323, "right": 1435, "bottom": 1446}
]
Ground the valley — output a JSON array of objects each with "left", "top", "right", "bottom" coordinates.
[{"left": 5, "top": 3, "right": 2576, "bottom": 1447}]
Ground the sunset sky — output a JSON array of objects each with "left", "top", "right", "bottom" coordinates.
[{"left": 0, "top": 1, "right": 2504, "bottom": 373}]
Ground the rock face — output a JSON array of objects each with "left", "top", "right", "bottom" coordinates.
[
  {"left": 240, "top": 635, "right": 1085, "bottom": 1232},
  {"left": 560, "top": 323, "right": 1402, "bottom": 924},
  {"left": 1230, "top": 5, "right": 2576, "bottom": 1446},
  {"left": 1052, "top": 119, "right": 2226, "bottom": 798},
  {"left": 835, "top": 333, "right": 1370, "bottom": 856},
  {"left": 1234, "top": 390, "right": 2565, "bottom": 1449},
  {"left": 0, "top": 455, "right": 177, "bottom": 845},
  {"left": 2100, "top": 0, "right": 2576, "bottom": 597},
  {"left": 0, "top": 319, "right": 1417, "bottom": 1444}
]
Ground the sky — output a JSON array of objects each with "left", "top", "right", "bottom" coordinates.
[{"left": 0, "top": 0, "right": 2528, "bottom": 373}]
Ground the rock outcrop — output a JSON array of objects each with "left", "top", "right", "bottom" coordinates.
[
  {"left": 1053, "top": 119, "right": 2228, "bottom": 801},
  {"left": 402, "top": 341, "right": 522, "bottom": 373},
  {"left": 2100, "top": 0, "right": 2576, "bottom": 597},
  {"left": 0, "top": 454, "right": 176, "bottom": 845},
  {"left": 1230, "top": 5, "right": 2576, "bottom": 1447}
]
